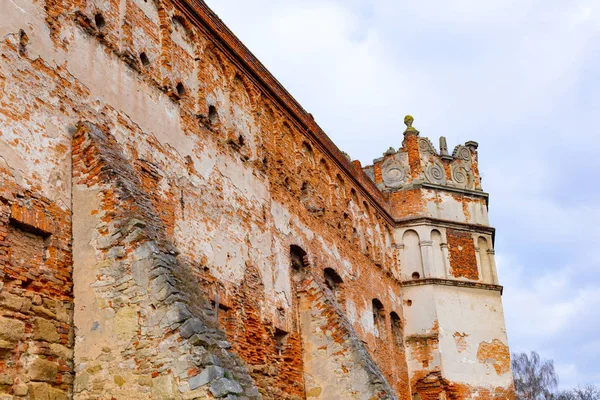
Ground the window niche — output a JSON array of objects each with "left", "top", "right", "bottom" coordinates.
[
  {"left": 372, "top": 299, "right": 386, "bottom": 339},
  {"left": 323, "top": 268, "right": 344, "bottom": 305},
  {"left": 390, "top": 311, "right": 403, "bottom": 347},
  {"left": 290, "top": 245, "right": 308, "bottom": 271}
]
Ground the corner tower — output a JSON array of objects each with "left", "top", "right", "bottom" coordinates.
[{"left": 362, "top": 116, "right": 514, "bottom": 398}]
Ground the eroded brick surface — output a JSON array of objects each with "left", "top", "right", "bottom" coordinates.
[
  {"left": 447, "top": 229, "right": 479, "bottom": 280},
  {"left": 0, "top": 0, "right": 515, "bottom": 398}
]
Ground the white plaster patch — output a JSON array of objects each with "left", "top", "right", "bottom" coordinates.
[
  {"left": 217, "top": 154, "right": 268, "bottom": 202},
  {"left": 345, "top": 299, "right": 357, "bottom": 324},
  {"left": 359, "top": 305, "right": 376, "bottom": 336},
  {"left": 270, "top": 201, "right": 291, "bottom": 235}
]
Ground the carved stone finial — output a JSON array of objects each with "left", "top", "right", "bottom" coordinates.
[
  {"left": 440, "top": 136, "right": 449, "bottom": 156},
  {"left": 403, "top": 115, "right": 419, "bottom": 136},
  {"left": 383, "top": 147, "right": 395, "bottom": 156},
  {"left": 341, "top": 151, "right": 352, "bottom": 161}
]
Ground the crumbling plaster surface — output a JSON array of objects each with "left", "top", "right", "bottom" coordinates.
[
  {"left": 0, "top": 0, "right": 514, "bottom": 397},
  {"left": 402, "top": 284, "right": 513, "bottom": 397},
  {"left": 435, "top": 286, "right": 511, "bottom": 387}
]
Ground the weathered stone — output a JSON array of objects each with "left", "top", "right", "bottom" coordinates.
[
  {"left": 113, "top": 375, "right": 126, "bottom": 387},
  {"left": 114, "top": 306, "right": 138, "bottom": 337},
  {"left": 73, "top": 373, "right": 89, "bottom": 393},
  {"left": 0, "top": 292, "right": 23, "bottom": 311},
  {"left": 31, "top": 306, "right": 56, "bottom": 319},
  {"left": 179, "top": 318, "right": 207, "bottom": 339},
  {"left": 189, "top": 366, "right": 224, "bottom": 390},
  {"left": 216, "top": 341, "right": 231, "bottom": 349},
  {"left": 134, "top": 242, "right": 158, "bottom": 260},
  {"left": 0, "top": 317, "right": 25, "bottom": 343},
  {"left": 0, "top": 340, "right": 14, "bottom": 350},
  {"left": 106, "top": 246, "right": 125, "bottom": 259},
  {"left": 161, "top": 302, "right": 191, "bottom": 327},
  {"left": 137, "top": 376, "right": 152, "bottom": 387},
  {"left": 209, "top": 378, "right": 243, "bottom": 397},
  {"left": 48, "top": 388, "right": 68, "bottom": 400},
  {"left": 29, "top": 382, "right": 51, "bottom": 400},
  {"left": 13, "top": 384, "right": 28, "bottom": 396},
  {"left": 28, "top": 358, "right": 58, "bottom": 382},
  {"left": 49, "top": 343, "right": 73, "bottom": 360},
  {"left": 182, "top": 387, "right": 210, "bottom": 400},
  {"left": 188, "top": 333, "right": 214, "bottom": 347},
  {"left": 152, "top": 375, "right": 177, "bottom": 400},
  {"left": 124, "top": 227, "right": 144, "bottom": 244},
  {"left": 34, "top": 318, "right": 60, "bottom": 343},
  {"left": 0, "top": 374, "right": 14, "bottom": 385}
]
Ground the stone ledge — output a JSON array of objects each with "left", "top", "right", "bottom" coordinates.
[
  {"left": 401, "top": 278, "right": 503, "bottom": 294},
  {"left": 394, "top": 216, "right": 495, "bottom": 237},
  {"left": 405, "top": 332, "right": 439, "bottom": 344}
]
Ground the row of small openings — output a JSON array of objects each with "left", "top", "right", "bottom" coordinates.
[
  {"left": 91, "top": 12, "right": 213, "bottom": 121},
  {"left": 372, "top": 299, "right": 403, "bottom": 346},
  {"left": 290, "top": 245, "right": 403, "bottom": 348}
]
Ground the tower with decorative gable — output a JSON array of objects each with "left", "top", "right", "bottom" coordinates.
[{"left": 361, "top": 116, "right": 512, "bottom": 397}]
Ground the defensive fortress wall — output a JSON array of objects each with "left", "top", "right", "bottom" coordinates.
[{"left": 0, "top": 0, "right": 514, "bottom": 398}]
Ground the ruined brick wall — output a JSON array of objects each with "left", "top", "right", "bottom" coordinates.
[
  {"left": 0, "top": 0, "right": 515, "bottom": 397},
  {"left": 0, "top": 0, "right": 413, "bottom": 398},
  {"left": 0, "top": 173, "right": 73, "bottom": 398}
]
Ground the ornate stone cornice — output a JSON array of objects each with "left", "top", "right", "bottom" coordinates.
[{"left": 394, "top": 216, "right": 495, "bottom": 235}]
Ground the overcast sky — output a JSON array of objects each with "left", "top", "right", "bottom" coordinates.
[{"left": 205, "top": 0, "right": 600, "bottom": 388}]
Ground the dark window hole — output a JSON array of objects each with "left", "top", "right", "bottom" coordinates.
[
  {"left": 412, "top": 272, "right": 420, "bottom": 280},
  {"left": 94, "top": 13, "right": 106, "bottom": 31},
  {"left": 176, "top": 82, "right": 185, "bottom": 97},
  {"left": 208, "top": 105, "right": 218, "bottom": 125},
  {"left": 140, "top": 52, "right": 150, "bottom": 67},
  {"left": 290, "top": 245, "right": 308, "bottom": 270},
  {"left": 274, "top": 328, "right": 289, "bottom": 356}
]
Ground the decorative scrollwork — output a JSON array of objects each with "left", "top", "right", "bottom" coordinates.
[
  {"left": 452, "top": 145, "right": 471, "bottom": 161},
  {"left": 451, "top": 165, "right": 472, "bottom": 188},
  {"left": 419, "top": 138, "right": 436, "bottom": 153},
  {"left": 425, "top": 161, "right": 446, "bottom": 184},
  {"left": 382, "top": 158, "right": 408, "bottom": 188}
]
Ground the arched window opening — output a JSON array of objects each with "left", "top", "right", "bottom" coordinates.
[
  {"left": 336, "top": 174, "right": 345, "bottom": 199},
  {"left": 139, "top": 52, "right": 150, "bottom": 67},
  {"left": 274, "top": 328, "right": 289, "bottom": 356},
  {"left": 350, "top": 188, "right": 358, "bottom": 204},
  {"left": 431, "top": 229, "right": 446, "bottom": 278},
  {"left": 302, "top": 142, "right": 314, "bottom": 165},
  {"left": 372, "top": 299, "right": 385, "bottom": 339},
  {"left": 290, "top": 245, "right": 308, "bottom": 271},
  {"left": 208, "top": 105, "right": 218, "bottom": 125},
  {"left": 478, "top": 237, "right": 492, "bottom": 283},
  {"left": 390, "top": 312, "right": 403, "bottom": 347},
  {"left": 324, "top": 268, "right": 344, "bottom": 304},
  {"left": 403, "top": 230, "right": 424, "bottom": 280},
  {"left": 94, "top": 13, "right": 106, "bottom": 31},
  {"left": 176, "top": 82, "right": 185, "bottom": 97}
]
